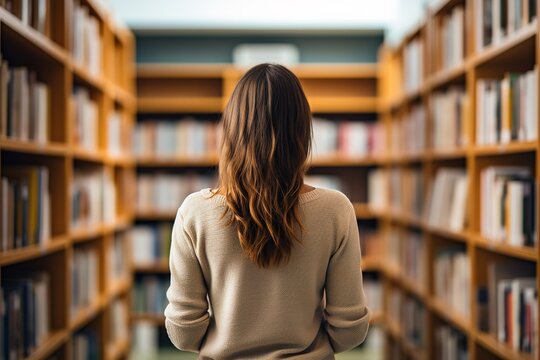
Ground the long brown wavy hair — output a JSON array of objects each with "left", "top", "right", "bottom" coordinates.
[{"left": 218, "top": 63, "right": 312, "bottom": 268}]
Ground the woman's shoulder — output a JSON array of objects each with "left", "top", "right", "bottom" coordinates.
[
  {"left": 177, "top": 188, "right": 226, "bottom": 217},
  {"left": 302, "top": 187, "right": 354, "bottom": 212}
]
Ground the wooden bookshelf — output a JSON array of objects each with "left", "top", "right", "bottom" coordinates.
[
  {"left": 377, "top": 0, "right": 540, "bottom": 359},
  {"left": 0, "top": 1, "right": 135, "bottom": 359}
]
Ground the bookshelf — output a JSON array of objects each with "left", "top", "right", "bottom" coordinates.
[
  {"left": 377, "top": 0, "right": 540, "bottom": 359},
  {"left": 132, "top": 62, "right": 385, "bottom": 353},
  {"left": 0, "top": 1, "right": 135, "bottom": 359}
]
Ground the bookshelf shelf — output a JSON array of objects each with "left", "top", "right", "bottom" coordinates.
[
  {"left": 133, "top": 262, "right": 170, "bottom": 273},
  {"left": 0, "top": 8, "right": 68, "bottom": 64},
  {"left": 70, "top": 296, "right": 106, "bottom": 332},
  {"left": 428, "top": 62, "right": 467, "bottom": 90},
  {"left": 137, "top": 97, "right": 224, "bottom": 113},
  {"left": 472, "top": 234, "right": 538, "bottom": 262},
  {"left": 430, "top": 298, "right": 471, "bottom": 335},
  {"left": 72, "top": 62, "right": 107, "bottom": 92},
  {"left": 108, "top": 278, "right": 132, "bottom": 300},
  {"left": 135, "top": 211, "right": 177, "bottom": 221},
  {"left": 430, "top": 0, "right": 466, "bottom": 17},
  {"left": 309, "top": 156, "right": 383, "bottom": 167},
  {"left": 427, "top": 148, "right": 468, "bottom": 160},
  {"left": 369, "top": 312, "right": 385, "bottom": 325},
  {"left": 427, "top": 226, "right": 469, "bottom": 243},
  {"left": 475, "top": 332, "right": 533, "bottom": 360},
  {"left": 131, "top": 313, "right": 166, "bottom": 326},
  {"left": 353, "top": 203, "right": 386, "bottom": 219},
  {"left": 135, "top": 156, "right": 219, "bottom": 168},
  {"left": 0, "top": 236, "right": 69, "bottom": 266},
  {"left": 473, "top": 20, "right": 537, "bottom": 68},
  {"left": 106, "top": 337, "right": 130, "bottom": 360},
  {"left": 307, "top": 96, "right": 378, "bottom": 113},
  {"left": 0, "top": 138, "right": 68, "bottom": 156},
  {"left": 23, "top": 330, "right": 69, "bottom": 360},
  {"left": 472, "top": 141, "right": 538, "bottom": 156}
]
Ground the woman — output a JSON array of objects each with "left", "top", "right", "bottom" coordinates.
[{"left": 164, "top": 63, "right": 370, "bottom": 359}]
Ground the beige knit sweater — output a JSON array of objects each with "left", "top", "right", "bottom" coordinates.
[{"left": 164, "top": 187, "right": 370, "bottom": 359}]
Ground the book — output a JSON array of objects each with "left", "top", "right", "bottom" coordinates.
[
  {"left": 439, "top": 5, "right": 465, "bottom": 71},
  {"left": 425, "top": 168, "right": 468, "bottom": 231},
  {"left": 109, "top": 299, "right": 128, "bottom": 347},
  {"left": 435, "top": 325, "right": 468, "bottom": 360},
  {"left": 71, "top": 247, "right": 99, "bottom": 318},
  {"left": 434, "top": 250, "right": 470, "bottom": 318},
  {"left": 431, "top": 87, "right": 469, "bottom": 150},
  {"left": 390, "top": 104, "right": 425, "bottom": 156},
  {"left": 1, "top": 166, "right": 51, "bottom": 251},
  {"left": 71, "top": 2, "right": 102, "bottom": 75},
  {"left": 2, "top": 63, "right": 49, "bottom": 143},
  {"left": 131, "top": 224, "right": 172, "bottom": 265},
  {"left": 364, "top": 278, "right": 383, "bottom": 313},
  {"left": 2, "top": 0, "right": 49, "bottom": 36},
  {"left": 476, "top": 69, "right": 538, "bottom": 145},
  {"left": 367, "top": 169, "right": 388, "bottom": 211},
  {"left": 480, "top": 166, "right": 536, "bottom": 247},
  {"left": 2, "top": 272, "right": 50, "bottom": 358},
  {"left": 72, "top": 327, "right": 99, "bottom": 360},
  {"left": 403, "top": 37, "right": 424, "bottom": 93},
  {"left": 107, "top": 111, "right": 124, "bottom": 157},
  {"left": 132, "top": 322, "right": 159, "bottom": 354},
  {"left": 72, "top": 87, "right": 98, "bottom": 151},
  {"left": 137, "top": 174, "right": 216, "bottom": 213},
  {"left": 109, "top": 232, "right": 129, "bottom": 286},
  {"left": 72, "top": 168, "right": 116, "bottom": 231},
  {"left": 133, "top": 275, "right": 169, "bottom": 315}
]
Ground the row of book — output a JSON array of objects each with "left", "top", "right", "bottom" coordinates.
[
  {"left": 431, "top": 87, "right": 469, "bottom": 150},
  {"left": 438, "top": 5, "right": 465, "bottom": 71},
  {"left": 425, "top": 168, "right": 468, "bottom": 231},
  {"left": 0, "top": 62, "right": 49, "bottom": 143},
  {"left": 386, "top": 229, "right": 426, "bottom": 289},
  {"left": 390, "top": 167, "right": 424, "bottom": 219},
  {"left": 390, "top": 105, "right": 425, "bottom": 156},
  {"left": 109, "top": 299, "right": 129, "bottom": 349},
  {"left": 476, "top": 0, "right": 537, "bottom": 51},
  {"left": 359, "top": 225, "right": 383, "bottom": 260},
  {"left": 71, "top": 247, "right": 99, "bottom": 318},
  {"left": 132, "top": 224, "right": 172, "bottom": 265},
  {"left": 71, "top": 1, "right": 102, "bottom": 76},
  {"left": 480, "top": 166, "right": 536, "bottom": 247},
  {"left": 476, "top": 69, "right": 538, "bottom": 145},
  {"left": 109, "top": 232, "right": 129, "bottom": 286},
  {"left": 2, "top": 272, "right": 50, "bottom": 359},
  {"left": 435, "top": 325, "right": 468, "bottom": 360},
  {"left": 137, "top": 174, "right": 216, "bottom": 213},
  {"left": 108, "top": 111, "right": 129, "bottom": 157},
  {"left": 387, "top": 288, "right": 426, "bottom": 348},
  {"left": 1, "top": 166, "right": 51, "bottom": 252},
  {"left": 1, "top": 0, "right": 50, "bottom": 36},
  {"left": 133, "top": 275, "right": 168, "bottom": 315},
  {"left": 434, "top": 250, "right": 470, "bottom": 318},
  {"left": 311, "top": 118, "right": 385, "bottom": 159},
  {"left": 72, "top": 87, "right": 99, "bottom": 151},
  {"left": 403, "top": 37, "right": 424, "bottom": 93},
  {"left": 364, "top": 279, "right": 382, "bottom": 313},
  {"left": 483, "top": 261, "right": 537, "bottom": 354},
  {"left": 72, "top": 168, "right": 116, "bottom": 231},
  {"left": 73, "top": 328, "right": 99, "bottom": 360},
  {"left": 133, "top": 119, "right": 220, "bottom": 159}
]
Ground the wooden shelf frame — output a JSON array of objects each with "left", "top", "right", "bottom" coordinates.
[{"left": 0, "top": 1, "right": 136, "bottom": 359}]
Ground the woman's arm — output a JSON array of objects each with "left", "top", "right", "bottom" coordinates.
[
  {"left": 164, "top": 210, "right": 210, "bottom": 352},
  {"left": 324, "top": 202, "right": 370, "bottom": 353}
]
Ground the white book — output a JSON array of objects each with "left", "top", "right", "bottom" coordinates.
[
  {"left": 511, "top": 278, "right": 536, "bottom": 350},
  {"left": 35, "top": 83, "right": 48, "bottom": 144},
  {"left": 508, "top": 181, "right": 524, "bottom": 246},
  {"left": 449, "top": 175, "right": 468, "bottom": 231},
  {"left": 497, "top": 279, "right": 512, "bottom": 342}
]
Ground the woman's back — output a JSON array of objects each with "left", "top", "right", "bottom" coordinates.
[{"left": 164, "top": 187, "right": 369, "bottom": 359}]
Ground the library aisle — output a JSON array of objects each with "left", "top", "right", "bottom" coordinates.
[{"left": 1, "top": 0, "right": 540, "bottom": 359}]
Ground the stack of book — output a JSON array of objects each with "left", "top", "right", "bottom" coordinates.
[
  {"left": 72, "top": 328, "right": 99, "bottom": 360},
  {"left": 133, "top": 275, "right": 169, "bottom": 315},
  {"left": 480, "top": 166, "right": 536, "bottom": 247},
  {"left": 391, "top": 105, "right": 426, "bottom": 156},
  {"left": 476, "top": 0, "right": 537, "bottom": 51},
  {"left": 109, "top": 299, "right": 128, "bottom": 348},
  {"left": 1, "top": 166, "right": 51, "bottom": 251},
  {"left": 0, "top": 62, "right": 49, "bottom": 143},
  {"left": 402, "top": 297, "right": 426, "bottom": 348},
  {"left": 389, "top": 168, "right": 424, "bottom": 219},
  {"left": 431, "top": 87, "right": 469, "bottom": 150},
  {"left": 131, "top": 224, "right": 172, "bottom": 265},
  {"left": 72, "top": 168, "right": 116, "bottom": 231},
  {"left": 311, "top": 118, "right": 385, "bottom": 159},
  {"left": 403, "top": 37, "right": 424, "bottom": 92},
  {"left": 133, "top": 119, "right": 220, "bottom": 159},
  {"left": 71, "top": 247, "right": 99, "bottom": 318},
  {"left": 485, "top": 262, "right": 537, "bottom": 354},
  {"left": 476, "top": 69, "right": 538, "bottom": 145},
  {"left": 425, "top": 168, "right": 468, "bottom": 231},
  {"left": 1, "top": 0, "right": 50, "bottom": 35},
  {"left": 439, "top": 5, "right": 465, "bottom": 70},
  {"left": 2, "top": 272, "right": 50, "bottom": 359},
  {"left": 367, "top": 169, "right": 388, "bottom": 211},
  {"left": 435, "top": 325, "right": 468, "bottom": 360},
  {"left": 72, "top": 87, "right": 98, "bottom": 151},
  {"left": 434, "top": 250, "right": 470, "bottom": 318},
  {"left": 71, "top": 2, "right": 102, "bottom": 75},
  {"left": 109, "top": 233, "right": 129, "bottom": 285},
  {"left": 136, "top": 174, "right": 216, "bottom": 213}
]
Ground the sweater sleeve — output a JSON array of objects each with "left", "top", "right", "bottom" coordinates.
[
  {"left": 324, "top": 201, "right": 370, "bottom": 353},
  {"left": 164, "top": 210, "right": 210, "bottom": 352}
]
